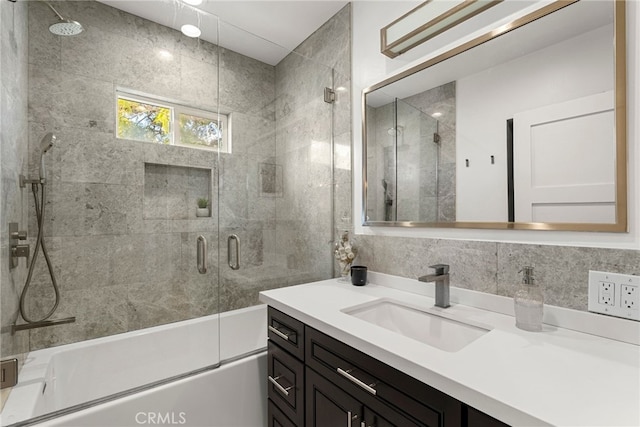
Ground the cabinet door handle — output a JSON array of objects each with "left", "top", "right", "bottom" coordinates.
[
  {"left": 347, "top": 411, "right": 358, "bottom": 427},
  {"left": 337, "top": 368, "right": 377, "bottom": 395},
  {"left": 268, "top": 325, "right": 291, "bottom": 341},
  {"left": 268, "top": 375, "right": 292, "bottom": 396}
]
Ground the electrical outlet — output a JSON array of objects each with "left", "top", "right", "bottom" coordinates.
[
  {"left": 621, "top": 285, "right": 638, "bottom": 310},
  {"left": 588, "top": 271, "right": 640, "bottom": 321},
  {"left": 598, "top": 281, "right": 615, "bottom": 305}
]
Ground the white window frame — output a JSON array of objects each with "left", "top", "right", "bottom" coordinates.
[{"left": 116, "top": 90, "right": 231, "bottom": 153}]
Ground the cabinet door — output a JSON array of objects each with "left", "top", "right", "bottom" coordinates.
[
  {"left": 268, "top": 342, "right": 305, "bottom": 426},
  {"left": 362, "top": 406, "right": 425, "bottom": 427},
  {"left": 268, "top": 399, "right": 297, "bottom": 427},
  {"left": 306, "top": 367, "right": 362, "bottom": 427}
]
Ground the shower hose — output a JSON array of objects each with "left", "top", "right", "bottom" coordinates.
[{"left": 19, "top": 182, "right": 61, "bottom": 323}]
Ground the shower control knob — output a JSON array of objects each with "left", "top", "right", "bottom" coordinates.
[
  {"left": 11, "top": 230, "right": 27, "bottom": 240},
  {"left": 11, "top": 244, "right": 30, "bottom": 262}
]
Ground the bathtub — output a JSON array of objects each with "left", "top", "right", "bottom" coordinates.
[{"left": 2, "top": 305, "right": 267, "bottom": 427}]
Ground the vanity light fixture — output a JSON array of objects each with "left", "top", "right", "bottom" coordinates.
[
  {"left": 381, "top": 0, "right": 503, "bottom": 58},
  {"left": 181, "top": 24, "right": 201, "bottom": 38}
]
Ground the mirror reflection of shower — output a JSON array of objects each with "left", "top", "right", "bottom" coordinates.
[
  {"left": 384, "top": 124, "right": 403, "bottom": 221},
  {"left": 381, "top": 178, "right": 394, "bottom": 221},
  {"left": 16, "top": 133, "right": 75, "bottom": 329}
]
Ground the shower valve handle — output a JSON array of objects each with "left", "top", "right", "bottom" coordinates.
[
  {"left": 11, "top": 245, "right": 30, "bottom": 262},
  {"left": 11, "top": 230, "right": 27, "bottom": 240}
]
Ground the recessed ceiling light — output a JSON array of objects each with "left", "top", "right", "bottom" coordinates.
[
  {"left": 182, "top": 0, "right": 203, "bottom": 5},
  {"left": 432, "top": 112, "right": 442, "bottom": 118},
  {"left": 181, "top": 24, "right": 201, "bottom": 38}
]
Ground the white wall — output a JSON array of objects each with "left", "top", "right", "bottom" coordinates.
[
  {"left": 352, "top": 0, "right": 639, "bottom": 250},
  {"left": 457, "top": 24, "right": 612, "bottom": 221}
]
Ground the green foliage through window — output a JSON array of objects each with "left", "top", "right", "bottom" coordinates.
[
  {"left": 179, "top": 113, "right": 222, "bottom": 149},
  {"left": 116, "top": 92, "right": 230, "bottom": 153},
  {"left": 117, "top": 98, "right": 171, "bottom": 144}
]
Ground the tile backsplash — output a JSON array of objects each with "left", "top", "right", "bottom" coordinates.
[{"left": 356, "top": 234, "right": 640, "bottom": 311}]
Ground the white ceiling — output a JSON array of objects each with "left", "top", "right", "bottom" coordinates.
[{"left": 97, "top": 0, "right": 349, "bottom": 65}]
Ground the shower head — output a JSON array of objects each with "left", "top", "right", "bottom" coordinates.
[
  {"left": 49, "top": 20, "right": 84, "bottom": 36},
  {"left": 387, "top": 125, "right": 404, "bottom": 136},
  {"left": 38, "top": 133, "right": 56, "bottom": 182},
  {"left": 381, "top": 179, "right": 387, "bottom": 191},
  {"left": 40, "top": 133, "right": 56, "bottom": 154},
  {"left": 42, "top": 1, "right": 84, "bottom": 36}
]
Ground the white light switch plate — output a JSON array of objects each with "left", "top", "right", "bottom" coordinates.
[{"left": 588, "top": 271, "right": 639, "bottom": 321}]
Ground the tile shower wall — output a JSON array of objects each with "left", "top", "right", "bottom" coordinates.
[
  {"left": 21, "top": 1, "right": 351, "bottom": 350},
  {"left": 1, "top": 0, "right": 30, "bottom": 405},
  {"left": 213, "top": 5, "right": 352, "bottom": 308},
  {"left": 356, "top": 235, "right": 640, "bottom": 311},
  {"left": 274, "top": 5, "right": 352, "bottom": 281},
  {"left": 23, "top": 0, "right": 274, "bottom": 350}
]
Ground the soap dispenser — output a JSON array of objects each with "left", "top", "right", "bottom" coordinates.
[{"left": 514, "top": 266, "right": 543, "bottom": 332}]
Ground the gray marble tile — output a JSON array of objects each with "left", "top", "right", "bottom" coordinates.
[
  {"left": 28, "top": 285, "right": 130, "bottom": 350},
  {"left": 497, "top": 244, "right": 640, "bottom": 311},
  {"left": 179, "top": 55, "right": 218, "bottom": 111},
  {"left": 26, "top": 1, "right": 61, "bottom": 71},
  {"left": 47, "top": 182, "right": 138, "bottom": 237},
  {"left": 28, "top": 65, "right": 115, "bottom": 133},
  {"left": 115, "top": 42, "right": 182, "bottom": 100},
  {"left": 58, "top": 130, "right": 144, "bottom": 186},
  {"left": 126, "top": 280, "right": 191, "bottom": 331},
  {"left": 359, "top": 236, "right": 498, "bottom": 293},
  {"left": 1, "top": 0, "right": 30, "bottom": 360},
  {"left": 293, "top": 4, "right": 351, "bottom": 79},
  {"left": 60, "top": 23, "right": 120, "bottom": 82}
]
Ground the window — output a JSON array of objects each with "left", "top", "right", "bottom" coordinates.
[{"left": 116, "top": 91, "right": 230, "bottom": 153}]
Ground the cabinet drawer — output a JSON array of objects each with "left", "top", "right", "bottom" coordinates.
[
  {"left": 268, "top": 398, "right": 297, "bottom": 427},
  {"left": 306, "top": 326, "right": 462, "bottom": 427},
  {"left": 269, "top": 307, "right": 305, "bottom": 360},
  {"left": 268, "top": 341, "right": 304, "bottom": 426},
  {"left": 466, "top": 406, "right": 511, "bottom": 427}
]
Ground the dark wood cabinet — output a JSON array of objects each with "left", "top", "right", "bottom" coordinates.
[
  {"left": 268, "top": 307, "right": 306, "bottom": 427},
  {"left": 269, "top": 399, "right": 297, "bottom": 427},
  {"left": 306, "top": 367, "right": 362, "bottom": 427},
  {"left": 305, "top": 325, "right": 460, "bottom": 427},
  {"left": 267, "top": 305, "right": 511, "bottom": 427},
  {"left": 466, "top": 406, "right": 510, "bottom": 427}
]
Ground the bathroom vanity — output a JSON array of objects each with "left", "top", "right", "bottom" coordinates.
[{"left": 260, "top": 273, "right": 640, "bottom": 426}]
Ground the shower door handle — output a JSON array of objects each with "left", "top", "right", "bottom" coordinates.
[
  {"left": 197, "top": 235, "right": 207, "bottom": 274},
  {"left": 228, "top": 234, "right": 240, "bottom": 270}
]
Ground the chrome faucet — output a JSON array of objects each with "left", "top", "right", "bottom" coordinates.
[{"left": 418, "top": 264, "right": 450, "bottom": 308}]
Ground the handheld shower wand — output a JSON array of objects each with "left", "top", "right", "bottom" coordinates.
[
  {"left": 39, "top": 132, "right": 55, "bottom": 183},
  {"left": 16, "top": 133, "right": 75, "bottom": 327}
]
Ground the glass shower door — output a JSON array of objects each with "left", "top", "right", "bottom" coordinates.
[{"left": 216, "top": 21, "right": 335, "bottom": 340}]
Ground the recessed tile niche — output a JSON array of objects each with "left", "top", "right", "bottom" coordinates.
[{"left": 143, "top": 163, "right": 212, "bottom": 219}]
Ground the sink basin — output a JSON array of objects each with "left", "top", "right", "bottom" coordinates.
[{"left": 343, "top": 300, "right": 491, "bottom": 352}]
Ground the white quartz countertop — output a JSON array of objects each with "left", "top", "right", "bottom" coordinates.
[{"left": 259, "top": 275, "right": 640, "bottom": 427}]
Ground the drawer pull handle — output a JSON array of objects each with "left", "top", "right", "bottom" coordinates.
[
  {"left": 268, "top": 325, "right": 291, "bottom": 341},
  {"left": 347, "top": 411, "right": 358, "bottom": 427},
  {"left": 268, "top": 375, "right": 292, "bottom": 396},
  {"left": 337, "top": 368, "right": 377, "bottom": 395}
]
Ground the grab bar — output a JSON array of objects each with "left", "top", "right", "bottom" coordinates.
[
  {"left": 228, "top": 234, "right": 240, "bottom": 270},
  {"left": 197, "top": 235, "right": 207, "bottom": 274}
]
